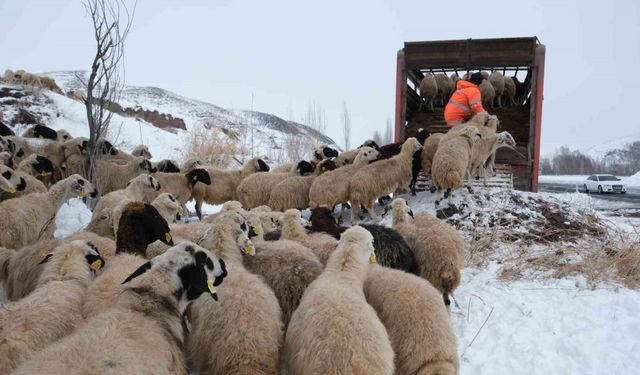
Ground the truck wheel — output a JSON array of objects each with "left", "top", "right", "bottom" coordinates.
[
  {"left": 598, "top": 186, "right": 603, "bottom": 194},
  {"left": 583, "top": 184, "right": 589, "bottom": 193}
]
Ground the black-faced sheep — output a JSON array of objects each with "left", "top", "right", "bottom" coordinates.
[
  {"left": 284, "top": 226, "right": 394, "bottom": 375},
  {"left": 308, "top": 206, "right": 419, "bottom": 274},
  {"left": 391, "top": 198, "right": 465, "bottom": 307},
  {"left": 11, "top": 242, "right": 226, "bottom": 375},
  {"left": 268, "top": 158, "right": 337, "bottom": 211},
  {"left": 156, "top": 159, "right": 180, "bottom": 173},
  {"left": 236, "top": 160, "right": 313, "bottom": 210},
  {"left": 0, "top": 240, "right": 104, "bottom": 374},
  {"left": 187, "top": 211, "right": 282, "bottom": 375},
  {"left": 192, "top": 156, "right": 270, "bottom": 219},
  {"left": 365, "top": 265, "right": 459, "bottom": 375},
  {"left": 0, "top": 174, "right": 97, "bottom": 248},
  {"left": 0, "top": 164, "right": 26, "bottom": 199},
  {"left": 271, "top": 144, "right": 339, "bottom": 172},
  {"left": 349, "top": 137, "right": 423, "bottom": 223},
  {"left": 22, "top": 125, "right": 58, "bottom": 141}
]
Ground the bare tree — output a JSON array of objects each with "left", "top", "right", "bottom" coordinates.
[
  {"left": 303, "top": 98, "right": 327, "bottom": 134},
  {"left": 372, "top": 130, "right": 382, "bottom": 146},
  {"left": 78, "top": 0, "right": 135, "bottom": 184},
  {"left": 383, "top": 117, "right": 393, "bottom": 144},
  {"left": 342, "top": 101, "right": 351, "bottom": 150}
]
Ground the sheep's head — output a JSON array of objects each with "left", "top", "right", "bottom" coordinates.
[
  {"left": 255, "top": 158, "right": 270, "bottom": 172},
  {"left": 402, "top": 137, "right": 423, "bottom": 154},
  {"left": 63, "top": 137, "right": 88, "bottom": 158},
  {"left": 317, "top": 158, "right": 337, "bottom": 174},
  {"left": 222, "top": 211, "right": 256, "bottom": 256},
  {"left": 0, "top": 137, "right": 23, "bottom": 157},
  {"left": 63, "top": 174, "right": 97, "bottom": 198},
  {"left": 497, "top": 131, "right": 517, "bottom": 149},
  {"left": 338, "top": 226, "right": 377, "bottom": 265},
  {"left": 116, "top": 202, "right": 174, "bottom": 256},
  {"left": 309, "top": 206, "right": 339, "bottom": 230},
  {"left": 157, "top": 160, "right": 180, "bottom": 173},
  {"left": 355, "top": 146, "right": 379, "bottom": 164},
  {"left": 181, "top": 158, "right": 203, "bottom": 173},
  {"left": 153, "top": 193, "right": 183, "bottom": 220},
  {"left": 391, "top": 198, "right": 413, "bottom": 225},
  {"left": 296, "top": 160, "right": 315, "bottom": 176},
  {"left": 32, "top": 125, "right": 58, "bottom": 140},
  {"left": 97, "top": 139, "right": 118, "bottom": 155},
  {"left": 416, "top": 128, "right": 430, "bottom": 145},
  {"left": 187, "top": 168, "right": 212, "bottom": 186},
  {"left": 127, "top": 174, "right": 161, "bottom": 191},
  {"left": 37, "top": 240, "right": 105, "bottom": 284},
  {"left": 122, "top": 242, "right": 227, "bottom": 305},
  {"left": 0, "top": 151, "right": 13, "bottom": 168},
  {"left": 313, "top": 145, "right": 339, "bottom": 161},
  {"left": 137, "top": 158, "right": 157, "bottom": 173},
  {"left": 458, "top": 126, "right": 482, "bottom": 143},
  {"left": 0, "top": 165, "right": 26, "bottom": 194},
  {"left": 31, "top": 155, "right": 54, "bottom": 177},
  {"left": 133, "top": 145, "right": 152, "bottom": 159},
  {"left": 359, "top": 139, "right": 380, "bottom": 151},
  {"left": 486, "top": 115, "right": 500, "bottom": 130},
  {"left": 57, "top": 129, "right": 73, "bottom": 142}
]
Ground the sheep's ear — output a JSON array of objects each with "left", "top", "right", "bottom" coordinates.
[
  {"left": 122, "top": 261, "right": 152, "bottom": 284},
  {"left": 257, "top": 159, "right": 269, "bottom": 172},
  {"left": 38, "top": 253, "right": 54, "bottom": 264}
]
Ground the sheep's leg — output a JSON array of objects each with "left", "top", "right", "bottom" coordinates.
[
  {"left": 446, "top": 189, "right": 453, "bottom": 205},
  {"left": 195, "top": 199, "right": 203, "bottom": 220},
  {"left": 350, "top": 201, "right": 359, "bottom": 225},
  {"left": 367, "top": 200, "right": 380, "bottom": 222}
]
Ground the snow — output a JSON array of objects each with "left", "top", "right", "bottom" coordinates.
[
  {"left": 539, "top": 175, "right": 590, "bottom": 185},
  {"left": 624, "top": 171, "right": 640, "bottom": 187},
  {"left": 54, "top": 197, "right": 92, "bottom": 238}
]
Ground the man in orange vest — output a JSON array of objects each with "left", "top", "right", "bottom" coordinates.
[{"left": 444, "top": 72, "right": 486, "bottom": 127}]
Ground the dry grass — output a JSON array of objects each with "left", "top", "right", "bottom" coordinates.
[{"left": 182, "top": 124, "right": 248, "bottom": 169}]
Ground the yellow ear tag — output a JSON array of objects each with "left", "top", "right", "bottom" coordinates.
[
  {"left": 306, "top": 220, "right": 313, "bottom": 228},
  {"left": 8, "top": 187, "right": 17, "bottom": 194},
  {"left": 165, "top": 233, "right": 172, "bottom": 243},
  {"left": 178, "top": 207, "right": 185, "bottom": 215},
  {"left": 369, "top": 252, "right": 378, "bottom": 264},
  {"left": 193, "top": 176, "right": 198, "bottom": 181},
  {"left": 251, "top": 226, "right": 260, "bottom": 236},
  {"left": 243, "top": 243, "right": 255, "bottom": 255},
  {"left": 40, "top": 171, "right": 47, "bottom": 177},
  {"left": 40, "top": 253, "right": 50, "bottom": 263},
  {"left": 90, "top": 259, "right": 103, "bottom": 271},
  {"left": 79, "top": 189, "right": 88, "bottom": 197},
  {"left": 207, "top": 279, "right": 217, "bottom": 295},
  {"left": 381, "top": 207, "right": 387, "bottom": 216}
]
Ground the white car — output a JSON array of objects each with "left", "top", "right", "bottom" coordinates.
[{"left": 584, "top": 174, "right": 627, "bottom": 194}]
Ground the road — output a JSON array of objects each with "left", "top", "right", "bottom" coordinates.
[{"left": 538, "top": 182, "right": 640, "bottom": 203}]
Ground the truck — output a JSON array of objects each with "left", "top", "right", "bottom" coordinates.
[{"left": 394, "top": 37, "right": 545, "bottom": 192}]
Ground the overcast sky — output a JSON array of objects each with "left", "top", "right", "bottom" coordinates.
[{"left": 1, "top": 0, "right": 639, "bottom": 156}]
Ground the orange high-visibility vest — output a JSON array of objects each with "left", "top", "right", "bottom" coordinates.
[{"left": 444, "top": 80, "right": 485, "bottom": 126}]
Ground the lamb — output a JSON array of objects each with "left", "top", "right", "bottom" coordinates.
[
  {"left": 365, "top": 265, "right": 459, "bottom": 375},
  {"left": 0, "top": 232, "right": 115, "bottom": 301},
  {"left": 268, "top": 158, "right": 337, "bottom": 211},
  {"left": 156, "top": 159, "right": 180, "bottom": 173},
  {"left": 94, "top": 156, "right": 157, "bottom": 194},
  {"left": 154, "top": 168, "right": 211, "bottom": 212},
  {"left": 281, "top": 208, "right": 338, "bottom": 265},
  {"left": 82, "top": 201, "right": 175, "bottom": 319},
  {"left": 308, "top": 206, "right": 419, "bottom": 274},
  {"left": 236, "top": 160, "right": 313, "bottom": 210},
  {"left": 431, "top": 126, "right": 482, "bottom": 203},
  {"left": 131, "top": 144, "right": 152, "bottom": 159},
  {"left": 0, "top": 240, "right": 104, "bottom": 375},
  {"left": 391, "top": 198, "right": 465, "bottom": 307},
  {"left": 87, "top": 174, "right": 161, "bottom": 238},
  {"left": 271, "top": 144, "right": 339, "bottom": 172},
  {"left": 434, "top": 73, "right": 454, "bottom": 106},
  {"left": 419, "top": 75, "right": 438, "bottom": 111},
  {"left": 349, "top": 137, "right": 423, "bottom": 224},
  {"left": 11, "top": 242, "right": 226, "bottom": 375},
  {"left": 283, "top": 226, "right": 394, "bottom": 375},
  {"left": 469, "top": 130, "right": 516, "bottom": 185},
  {"left": 489, "top": 71, "right": 506, "bottom": 108},
  {"left": 0, "top": 174, "right": 97, "bottom": 248},
  {"left": 187, "top": 211, "right": 282, "bottom": 375},
  {"left": 192, "top": 156, "right": 270, "bottom": 219},
  {"left": 308, "top": 147, "right": 379, "bottom": 218},
  {"left": 503, "top": 76, "right": 517, "bottom": 107},
  {"left": 479, "top": 78, "right": 496, "bottom": 108}
]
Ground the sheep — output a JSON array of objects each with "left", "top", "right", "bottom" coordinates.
[
  {"left": 60, "top": 137, "right": 88, "bottom": 176},
  {"left": 82, "top": 201, "right": 175, "bottom": 319},
  {"left": 268, "top": 158, "right": 337, "bottom": 211},
  {"left": 68, "top": 90, "right": 86, "bottom": 102},
  {"left": 391, "top": 198, "right": 464, "bottom": 307},
  {"left": 421, "top": 132, "right": 444, "bottom": 176},
  {"left": 489, "top": 71, "right": 505, "bottom": 108},
  {"left": 431, "top": 126, "right": 482, "bottom": 203},
  {"left": 151, "top": 193, "right": 183, "bottom": 223},
  {"left": 94, "top": 156, "right": 157, "bottom": 194},
  {"left": 0, "top": 165, "right": 26, "bottom": 198},
  {"left": 154, "top": 168, "right": 211, "bottom": 213},
  {"left": 434, "top": 73, "right": 454, "bottom": 106},
  {"left": 479, "top": 79, "right": 496, "bottom": 108},
  {"left": 187, "top": 211, "right": 283, "bottom": 375},
  {"left": 156, "top": 159, "right": 180, "bottom": 173},
  {"left": 11, "top": 242, "right": 226, "bottom": 375},
  {"left": 503, "top": 76, "right": 517, "bottom": 107},
  {"left": 192, "top": 156, "right": 270, "bottom": 219},
  {"left": 281, "top": 208, "right": 338, "bottom": 265},
  {"left": 0, "top": 151, "right": 12, "bottom": 168},
  {"left": 349, "top": 137, "right": 423, "bottom": 224},
  {"left": 419, "top": 75, "right": 438, "bottom": 111},
  {"left": 132, "top": 144, "right": 152, "bottom": 159},
  {"left": 308, "top": 206, "right": 419, "bottom": 274},
  {"left": 0, "top": 240, "right": 104, "bottom": 375},
  {"left": 9, "top": 136, "right": 78, "bottom": 172},
  {"left": 513, "top": 75, "right": 526, "bottom": 105},
  {"left": 0, "top": 135, "right": 25, "bottom": 158},
  {"left": 364, "top": 265, "right": 459, "bottom": 375},
  {"left": 308, "top": 147, "right": 379, "bottom": 218},
  {"left": 271, "top": 144, "right": 339, "bottom": 172},
  {"left": 22, "top": 125, "right": 59, "bottom": 141},
  {"left": 469, "top": 130, "right": 516, "bottom": 185},
  {"left": 236, "top": 160, "right": 313, "bottom": 210},
  {"left": 450, "top": 73, "right": 461, "bottom": 84},
  {"left": 284, "top": 226, "right": 394, "bottom": 375},
  {"left": 0, "top": 232, "right": 115, "bottom": 302},
  {"left": 2, "top": 154, "right": 53, "bottom": 198},
  {"left": 0, "top": 174, "right": 97, "bottom": 248},
  {"left": 0, "top": 121, "right": 14, "bottom": 137}
]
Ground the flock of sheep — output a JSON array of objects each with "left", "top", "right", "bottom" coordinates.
[
  {"left": 0, "top": 73, "right": 519, "bottom": 374},
  {"left": 419, "top": 71, "right": 526, "bottom": 111}
]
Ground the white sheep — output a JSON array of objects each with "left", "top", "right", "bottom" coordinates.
[
  {"left": 271, "top": 144, "right": 339, "bottom": 172},
  {"left": 281, "top": 208, "right": 338, "bottom": 265},
  {"left": 153, "top": 168, "right": 211, "bottom": 215},
  {"left": 0, "top": 174, "right": 97, "bottom": 248},
  {"left": 284, "top": 226, "right": 394, "bottom": 375},
  {"left": 11, "top": 242, "right": 227, "bottom": 375},
  {"left": 94, "top": 156, "right": 156, "bottom": 194},
  {"left": 434, "top": 73, "right": 454, "bottom": 106},
  {"left": 503, "top": 76, "right": 517, "bottom": 107},
  {"left": 419, "top": 75, "right": 438, "bottom": 111},
  {"left": 479, "top": 79, "right": 496, "bottom": 108},
  {"left": 489, "top": 71, "right": 505, "bottom": 108},
  {"left": 268, "top": 158, "right": 337, "bottom": 211},
  {"left": 469, "top": 130, "right": 516, "bottom": 186}
]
